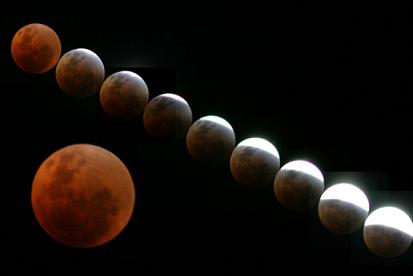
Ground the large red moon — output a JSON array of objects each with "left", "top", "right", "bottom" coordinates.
[
  {"left": 11, "top": 23, "right": 61, "bottom": 74},
  {"left": 31, "top": 144, "right": 135, "bottom": 248}
]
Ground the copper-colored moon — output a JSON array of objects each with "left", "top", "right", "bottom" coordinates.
[
  {"left": 31, "top": 144, "right": 135, "bottom": 248},
  {"left": 11, "top": 23, "right": 61, "bottom": 73},
  {"left": 56, "top": 48, "right": 105, "bottom": 97},
  {"left": 100, "top": 71, "right": 149, "bottom": 119}
]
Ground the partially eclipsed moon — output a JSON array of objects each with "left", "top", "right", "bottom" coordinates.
[
  {"left": 274, "top": 160, "right": 324, "bottom": 211},
  {"left": 363, "top": 206, "right": 413, "bottom": 258},
  {"left": 143, "top": 93, "right": 192, "bottom": 140},
  {"left": 186, "top": 115, "right": 235, "bottom": 165},
  {"left": 31, "top": 144, "right": 135, "bottom": 248},
  {"left": 318, "top": 183, "right": 369, "bottom": 234},
  {"left": 56, "top": 48, "right": 105, "bottom": 97},
  {"left": 100, "top": 71, "right": 149, "bottom": 119},
  {"left": 230, "top": 137, "right": 280, "bottom": 188}
]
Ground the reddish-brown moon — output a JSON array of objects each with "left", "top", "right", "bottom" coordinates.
[
  {"left": 56, "top": 48, "right": 105, "bottom": 97},
  {"left": 31, "top": 144, "right": 135, "bottom": 248},
  {"left": 11, "top": 23, "right": 61, "bottom": 73},
  {"left": 100, "top": 71, "right": 149, "bottom": 119}
]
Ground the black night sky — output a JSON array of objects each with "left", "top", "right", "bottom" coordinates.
[{"left": 2, "top": 1, "right": 413, "bottom": 274}]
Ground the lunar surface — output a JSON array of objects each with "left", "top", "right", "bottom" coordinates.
[
  {"left": 143, "top": 93, "right": 192, "bottom": 140},
  {"left": 364, "top": 207, "right": 413, "bottom": 258},
  {"left": 31, "top": 144, "right": 135, "bottom": 248},
  {"left": 274, "top": 160, "right": 324, "bottom": 211},
  {"left": 56, "top": 48, "right": 105, "bottom": 97},
  {"left": 230, "top": 137, "right": 280, "bottom": 188},
  {"left": 186, "top": 115, "right": 235, "bottom": 165},
  {"left": 11, "top": 23, "right": 61, "bottom": 73},
  {"left": 100, "top": 71, "right": 149, "bottom": 119},
  {"left": 318, "top": 183, "right": 369, "bottom": 234}
]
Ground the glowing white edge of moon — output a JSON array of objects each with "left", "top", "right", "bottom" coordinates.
[
  {"left": 320, "top": 183, "right": 369, "bottom": 212},
  {"left": 364, "top": 206, "right": 413, "bottom": 237},
  {"left": 117, "top": 70, "right": 142, "bottom": 79},
  {"left": 160, "top": 93, "right": 188, "bottom": 104},
  {"left": 199, "top": 115, "right": 233, "bottom": 131},
  {"left": 111, "top": 71, "right": 148, "bottom": 91},
  {"left": 280, "top": 160, "right": 324, "bottom": 182},
  {"left": 237, "top": 137, "right": 279, "bottom": 159},
  {"left": 72, "top": 48, "right": 101, "bottom": 60}
]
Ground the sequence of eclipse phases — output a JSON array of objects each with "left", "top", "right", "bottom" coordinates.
[{"left": 11, "top": 22, "right": 413, "bottom": 258}]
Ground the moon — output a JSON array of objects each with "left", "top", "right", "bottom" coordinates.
[
  {"left": 318, "top": 183, "right": 369, "bottom": 234},
  {"left": 363, "top": 206, "right": 413, "bottom": 258},
  {"left": 100, "top": 71, "right": 149, "bottom": 119},
  {"left": 186, "top": 115, "right": 235, "bottom": 165},
  {"left": 274, "top": 160, "right": 324, "bottom": 211},
  {"left": 11, "top": 23, "right": 61, "bottom": 73},
  {"left": 31, "top": 144, "right": 135, "bottom": 248},
  {"left": 143, "top": 93, "right": 192, "bottom": 140},
  {"left": 56, "top": 48, "right": 105, "bottom": 97},
  {"left": 230, "top": 137, "right": 280, "bottom": 188}
]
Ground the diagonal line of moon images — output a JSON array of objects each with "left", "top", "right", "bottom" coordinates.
[{"left": 9, "top": 22, "right": 413, "bottom": 259}]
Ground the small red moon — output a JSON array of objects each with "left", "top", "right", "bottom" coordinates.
[
  {"left": 31, "top": 144, "right": 135, "bottom": 248},
  {"left": 11, "top": 23, "right": 61, "bottom": 73}
]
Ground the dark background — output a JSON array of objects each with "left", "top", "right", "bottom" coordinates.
[{"left": 2, "top": 1, "right": 413, "bottom": 274}]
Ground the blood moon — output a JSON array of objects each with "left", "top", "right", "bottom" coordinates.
[
  {"left": 11, "top": 23, "right": 61, "bottom": 73},
  {"left": 31, "top": 144, "right": 135, "bottom": 248}
]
